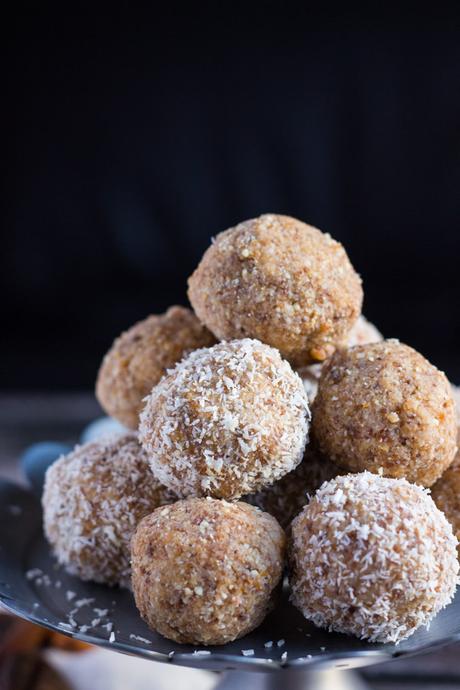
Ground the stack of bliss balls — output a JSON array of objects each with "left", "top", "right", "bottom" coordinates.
[{"left": 42, "top": 214, "right": 460, "bottom": 646}]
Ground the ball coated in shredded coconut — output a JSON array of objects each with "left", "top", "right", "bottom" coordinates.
[
  {"left": 289, "top": 472, "right": 459, "bottom": 643},
  {"left": 42, "top": 433, "right": 176, "bottom": 587},
  {"left": 188, "top": 214, "right": 363, "bottom": 366},
  {"left": 312, "top": 340, "right": 457, "bottom": 486},
  {"left": 139, "top": 338, "right": 310, "bottom": 500},
  {"left": 96, "top": 306, "right": 216, "bottom": 429},
  {"left": 131, "top": 498, "right": 286, "bottom": 645},
  {"left": 245, "top": 442, "right": 341, "bottom": 528}
]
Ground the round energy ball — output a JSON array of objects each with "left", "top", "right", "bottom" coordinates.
[
  {"left": 42, "top": 433, "right": 176, "bottom": 587},
  {"left": 139, "top": 338, "right": 310, "bottom": 499},
  {"left": 188, "top": 214, "right": 363, "bottom": 366},
  {"left": 96, "top": 306, "right": 216, "bottom": 429},
  {"left": 245, "top": 442, "right": 341, "bottom": 528},
  {"left": 131, "top": 498, "right": 286, "bottom": 645},
  {"left": 432, "top": 465, "right": 460, "bottom": 552},
  {"left": 289, "top": 472, "right": 459, "bottom": 643},
  {"left": 297, "top": 315, "right": 382, "bottom": 403},
  {"left": 312, "top": 340, "right": 457, "bottom": 486}
]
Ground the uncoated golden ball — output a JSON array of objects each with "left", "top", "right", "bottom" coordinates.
[
  {"left": 131, "top": 498, "right": 285, "bottom": 645},
  {"left": 188, "top": 214, "right": 363, "bottom": 366},
  {"left": 312, "top": 340, "right": 457, "bottom": 486},
  {"left": 96, "top": 306, "right": 216, "bottom": 429}
]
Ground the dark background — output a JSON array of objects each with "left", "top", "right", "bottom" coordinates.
[{"left": 3, "top": 8, "right": 460, "bottom": 390}]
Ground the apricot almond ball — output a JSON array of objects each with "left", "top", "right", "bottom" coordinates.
[
  {"left": 289, "top": 472, "right": 459, "bottom": 643},
  {"left": 188, "top": 214, "right": 363, "bottom": 366},
  {"left": 42, "top": 433, "right": 176, "bottom": 587},
  {"left": 96, "top": 306, "right": 216, "bottom": 429},
  {"left": 312, "top": 340, "right": 457, "bottom": 486},
  {"left": 139, "top": 338, "right": 310, "bottom": 499},
  {"left": 131, "top": 498, "right": 285, "bottom": 645}
]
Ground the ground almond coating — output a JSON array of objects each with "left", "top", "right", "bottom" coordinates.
[
  {"left": 289, "top": 472, "right": 459, "bottom": 643},
  {"left": 244, "top": 442, "right": 342, "bottom": 528},
  {"left": 42, "top": 433, "right": 177, "bottom": 587},
  {"left": 312, "top": 340, "right": 457, "bottom": 486},
  {"left": 139, "top": 338, "right": 310, "bottom": 500},
  {"left": 188, "top": 214, "right": 363, "bottom": 366},
  {"left": 96, "top": 306, "right": 216, "bottom": 429},
  {"left": 131, "top": 498, "right": 286, "bottom": 645}
]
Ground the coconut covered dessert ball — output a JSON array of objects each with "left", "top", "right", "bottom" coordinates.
[
  {"left": 96, "top": 306, "right": 216, "bottom": 429},
  {"left": 42, "top": 433, "right": 176, "bottom": 587},
  {"left": 188, "top": 214, "right": 363, "bottom": 366},
  {"left": 312, "top": 340, "right": 457, "bottom": 486},
  {"left": 131, "top": 497, "right": 285, "bottom": 645},
  {"left": 245, "top": 442, "right": 341, "bottom": 528},
  {"left": 139, "top": 338, "right": 310, "bottom": 500},
  {"left": 289, "top": 472, "right": 459, "bottom": 643},
  {"left": 432, "top": 465, "right": 460, "bottom": 551}
]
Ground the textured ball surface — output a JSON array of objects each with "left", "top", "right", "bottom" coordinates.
[
  {"left": 96, "top": 306, "right": 216, "bottom": 429},
  {"left": 139, "top": 338, "right": 310, "bottom": 499},
  {"left": 289, "top": 472, "right": 459, "bottom": 643},
  {"left": 42, "top": 433, "right": 176, "bottom": 587},
  {"left": 131, "top": 498, "right": 286, "bottom": 645},
  {"left": 312, "top": 340, "right": 457, "bottom": 486},
  {"left": 245, "top": 442, "right": 341, "bottom": 528},
  {"left": 188, "top": 214, "right": 363, "bottom": 366}
]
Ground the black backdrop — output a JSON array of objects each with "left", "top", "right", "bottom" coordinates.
[{"left": 4, "top": 8, "right": 460, "bottom": 390}]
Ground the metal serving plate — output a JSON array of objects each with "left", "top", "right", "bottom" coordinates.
[{"left": 1, "top": 479, "right": 459, "bottom": 673}]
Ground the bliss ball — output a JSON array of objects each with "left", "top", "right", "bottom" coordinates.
[
  {"left": 245, "top": 443, "right": 341, "bottom": 528},
  {"left": 188, "top": 214, "right": 363, "bottom": 366},
  {"left": 96, "top": 306, "right": 216, "bottom": 429},
  {"left": 131, "top": 498, "right": 285, "bottom": 645},
  {"left": 297, "top": 315, "right": 382, "bottom": 403},
  {"left": 432, "top": 465, "right": 460, "bottom": 550},
  {"left": 139, "top": 338, "right": 310, "bottom": 500},
  {"left": 42, "top": 433, "right": 176, "bottom": 587},
  {"left": 312, "top": 340, "right": 457, "bottom": 486},
  {"left": 289, "top": 472, "right": 459, "bottom": 643}
]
